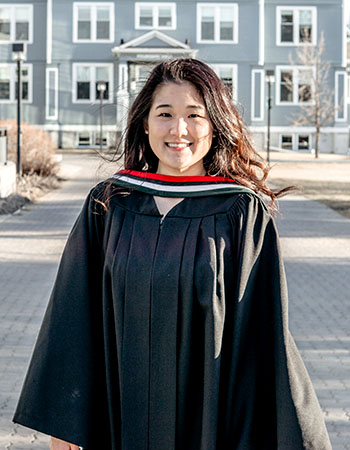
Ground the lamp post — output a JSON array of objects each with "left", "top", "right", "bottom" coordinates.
[
  {"left": 97, "top": 80, "right": 107, "bottom": 152},
  {"left": 12, "top": 43, "right": 26, "bottom": 175},
  {"left": 265, "top": 69, "right": 275, "bottom": 165}
]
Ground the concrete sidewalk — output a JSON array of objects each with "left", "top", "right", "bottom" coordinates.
[{"left": 0, "top": 154, "right": 349, "bottom": 449}]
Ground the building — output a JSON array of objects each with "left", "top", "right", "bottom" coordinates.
[{"left": 0, "top": 0, "right": 348, "bottom": 153}]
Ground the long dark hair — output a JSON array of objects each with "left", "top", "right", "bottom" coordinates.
[{"left": 108, "top": 58, "right": 293, "bottom": 208}]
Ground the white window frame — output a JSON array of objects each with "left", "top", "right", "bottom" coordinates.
[
  {"left": 73, "top": 2, "right": 114, "bottom": 43},
  {"left": 335, "top": 71, "right": 348, "bottom": 122},
  {"left": 0, "top": 4, "right": 33, "bottom": 44},
  {"left": 76, "top": 131, "right": 108, "bottom": 148},
  {"left": 279, "top": 133, "right": 312, "bottom": 151},
  {"left": 197, "top": 3, "right": 238, "bottom": 44},
  {"left": 0, "top": 63, "right": 32, "bottom": 103},
  {"left": 211, "top": 64, "right": 238, "bottom": 101},
  {"left": 276, "top": 6, "right": 317, "bottom": 46},
  {"left": 46, "top": 67, "right": 59, "bottom": 120},
  {"left": 276, "top": 65, "right": 315, "bottom": 105},
  {"left": 72, "top": 63, "right": 113, "bottom": 104},
  {"left": 135, "top": 2, "right": 176, "bottom": 30},
  {"left": 251, "top": 69, "right": 264, "bottom": 121}
]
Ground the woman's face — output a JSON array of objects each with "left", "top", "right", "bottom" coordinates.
[{"left": 146, "top": 81, "right": 213, "bottom": 176}]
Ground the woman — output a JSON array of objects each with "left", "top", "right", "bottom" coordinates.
[{"left": 14, "top": 58, "right": 331, "bottom": 449}]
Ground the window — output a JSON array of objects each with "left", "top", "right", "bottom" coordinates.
[
  {"left": 0, "top": 64, "right": 32, "bottom": 102},
  {"left": 280, "top": 134, "right": 311, "bottom": 151},
  {"left": 73, "top": 3, "right": 114, "bottom": 42},
  {"left": 135, "top": 3, "right": 176, "bottom": 29},
  {"left": 276, "top": 66, "right": 314, "bottom": 105},
  {"left": 281, "top": 135, "right": 293, "bottom": 150},
  {"left": 0, "top": 4, "right": 33, "bottom": 43},
  {"left": 197, "top": 3, "right": 238, "bottom": 43},
  {"left": 277, "top": 7, "right": 316, "bottom": 45},
  {"left": 298, "top": 135, "right": 310, "bottom": 150},
  {"left": 73, "top": 63, "right": 113, "bottom": 103},
  {"left": 77, "top": 131, "right": 108, "bottom": 148},
  {"left": 211, "top": 64, "right": 237, "bottom": 100}
]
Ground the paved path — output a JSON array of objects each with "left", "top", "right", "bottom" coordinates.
[{"left": 0, "top": 154, "right": 349, "bottom": 449}]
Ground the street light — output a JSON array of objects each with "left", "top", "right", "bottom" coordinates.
[
  {"left": 265, "top": 69, "right": 275, "bottom": 165},
  {"left": 96, "top": 80, "right": 107, "bottom": 153},
  {"left": 12, "top": 43, "right": 26, "bottom": 175}
]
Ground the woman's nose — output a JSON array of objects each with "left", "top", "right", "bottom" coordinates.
[{"left": 170, "top": 118, "right": 188, "bottom": 136}]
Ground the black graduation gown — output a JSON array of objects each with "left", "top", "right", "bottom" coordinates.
[{"left": 13, "top": 173, "right": 332, "bottom": 450}]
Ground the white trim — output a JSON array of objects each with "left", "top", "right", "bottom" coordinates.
[
  {"left": 211, "top": 64, "right": 238, "bottom": 101},
  {"left": 72, "top": 63, "right": 114, "bottom": 104},
  {"left": 197, "top": 3, "right": 238, "bottom": 44},
  {"left": 249, "top": 125, "right": 350, "bottom": 133},
  {"left": 46, "top": 68, "right": 59, "bottom": 120},
  {"left": 251, "top": 69, "right": 264, "bottom": 121},
  {"left": 116, "top": 30, "right": 189, "bottom": 50},
  {"left": 275, "top": 65, "right": 315, "bottom": 105},
  {"left": 135, "top": 2, "right": 176, "bottom": 30},
  {"left": 279, "top": 132, "right": 312, "bottom": 151},
  {"left": 342, "top": 0, "right": 348, "bottom": 67},
  {"left": 0, "top": 63, "right": 32, "bottom": 103},
  {"left": 112, "top": 175, "right": 246, "bottom": 194},
  {"left": 0, "top": 4, "right": 33, "bottom": 44},
  {"left": 46, "top": 0, "right": 52, "bottom": 63},
  {"left": 118, "top": 63, "right": 128, "bottom": 92},
  {"left": 72, "top": 2, "right": 114, "bottom": 43},
  {"left": 276, "top": 6, "right": 317, "bottom": 46},
  {"left": 258, "top": 0, "right": 264, "bottom": 65},
  {"left": 335, "top": 71, "right": 347, "bottom": 122}
]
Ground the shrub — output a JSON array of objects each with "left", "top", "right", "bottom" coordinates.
[{"left": 0, "top": 120, "right": 58, "bottom": 176}]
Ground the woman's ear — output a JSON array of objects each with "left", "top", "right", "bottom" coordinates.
[{"left": 145, "top": 129, "right": 149, "bottom": 134}]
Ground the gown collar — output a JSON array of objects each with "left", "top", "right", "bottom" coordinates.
[{"left": 111, "top": 170, "right": 257, "bottom": 198}]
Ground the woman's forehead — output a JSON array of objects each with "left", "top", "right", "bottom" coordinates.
[{"left": 151, "top": 81, "right": 205, "bottom": 107}]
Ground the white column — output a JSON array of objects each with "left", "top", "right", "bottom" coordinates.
[{"left": 116, "top": 63, "right": 129, "bottom": 133}]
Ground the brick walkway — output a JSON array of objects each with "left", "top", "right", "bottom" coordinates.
[{"left": 0, "top": 154, "right": 349, "bottom": 449}]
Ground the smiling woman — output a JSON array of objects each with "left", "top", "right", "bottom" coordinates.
[{"left": 13, "top": 59, "right": 331, "bottom": 450}]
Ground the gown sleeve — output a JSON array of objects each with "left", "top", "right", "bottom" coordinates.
[
  {"left": 13, "top": 186, "right": 112, "bottom": 449},
  {"left": 229, "top": 194, "right": 332, "bottom": 450}
]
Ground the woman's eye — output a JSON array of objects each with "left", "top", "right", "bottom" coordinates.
[
  {"left": 158, "top": 112, "right": 171, "bottom": 117},
  {"left": 189, "top": 114, "right": 201, "bottom": 118}
]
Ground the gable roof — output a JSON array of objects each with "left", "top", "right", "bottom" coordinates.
[{"left": 112, "top": 31, "right": 197, "bottom": 57}]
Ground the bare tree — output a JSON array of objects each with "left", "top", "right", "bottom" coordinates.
[{"left": 287, "top": 32, "right": 339, "bottom": 158}]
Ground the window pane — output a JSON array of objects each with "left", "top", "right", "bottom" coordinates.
[
  {"left": 217, "top": 67, "right": 233, "bottom": 92},
  {"left": 298, "top": 135, "right": 309, "bottom": 150},
  {"left": 281, "top": 11, "right": 293, "bottom": 42},
  {"left": 78, "top": 7, "right": 91, "bottom": 39},
  {"left": 97, "top": 21, "right": 109, "bottom": 39},
  {"left": 139, "top": 7, "right": 153, "bottom": 26},
  {"left": 298, "top": 69, "right": 312, "bottom": 102},
  {"left": 77, "top": 66, "right": 90, "bottom": 99},
  {"left": 0, "top": 67, "right": 10, "bottom": 99},
  {"left": 77, "top": 66, "right": 90, "bottom": 81},
  {"left": 78, "top": 132, "right": 91, "bottom": 146},
  {"left": 77, "top": 82, "right": 90, "bottom": 99},
  {"left": 281, "top": 135, "right": 293, "bottom": 150},
  {"left": 15, "top": 7, "right": 30, "bottom": 40},
  {"left": 201, "top": 7, "right": 215, "bottom": 40},
  {"left": 220, "top": 7, "right": 234, "bottom": 41},
  {"left": 158, "top": 7, "right": 172, "bottom": 27},
  {"left": 16, "top": 22, "right": 29, "bottom": 40},
  {"left": 97, "top": 6, "right": 110, "bottom": 39},
  {"left": 0, "top": 8, "right": 11, "bottom": 41},
  {"left": 96, "top": 67, "right": 109, "bottom": 99},
  {"left": 299, "top": 10, "right": 312, "bottom": 42},
  {"left": 280, "top": 71, "right": 293, "bottom": 102}
]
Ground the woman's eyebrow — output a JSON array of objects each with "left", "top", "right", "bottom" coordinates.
[{"left": 155, "top": 104, "right": 205, "bottom": 110}]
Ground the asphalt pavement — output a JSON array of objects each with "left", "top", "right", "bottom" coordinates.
[{"left": 0, "top": 153, "right": 349, "bottom": 449}]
